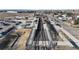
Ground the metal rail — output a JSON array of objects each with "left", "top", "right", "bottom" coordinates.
[{"left": 26, "top": 17, "right": 58, "bottom": 50}]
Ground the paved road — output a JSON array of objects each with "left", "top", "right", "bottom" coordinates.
[{"left": 54, "top": 17, "right": 79, "bottom": 40}]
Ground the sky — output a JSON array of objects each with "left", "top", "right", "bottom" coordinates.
[{"left": 0, "top": 0, "right": 79, "bottom": 10}]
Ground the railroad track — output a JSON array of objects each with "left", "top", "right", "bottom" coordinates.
[
  {"left": 26, "top": 17, "right": 58, "bottom": 50},
  {"left": 33, "top": 17, "right": 50, "bottom": 50}
]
